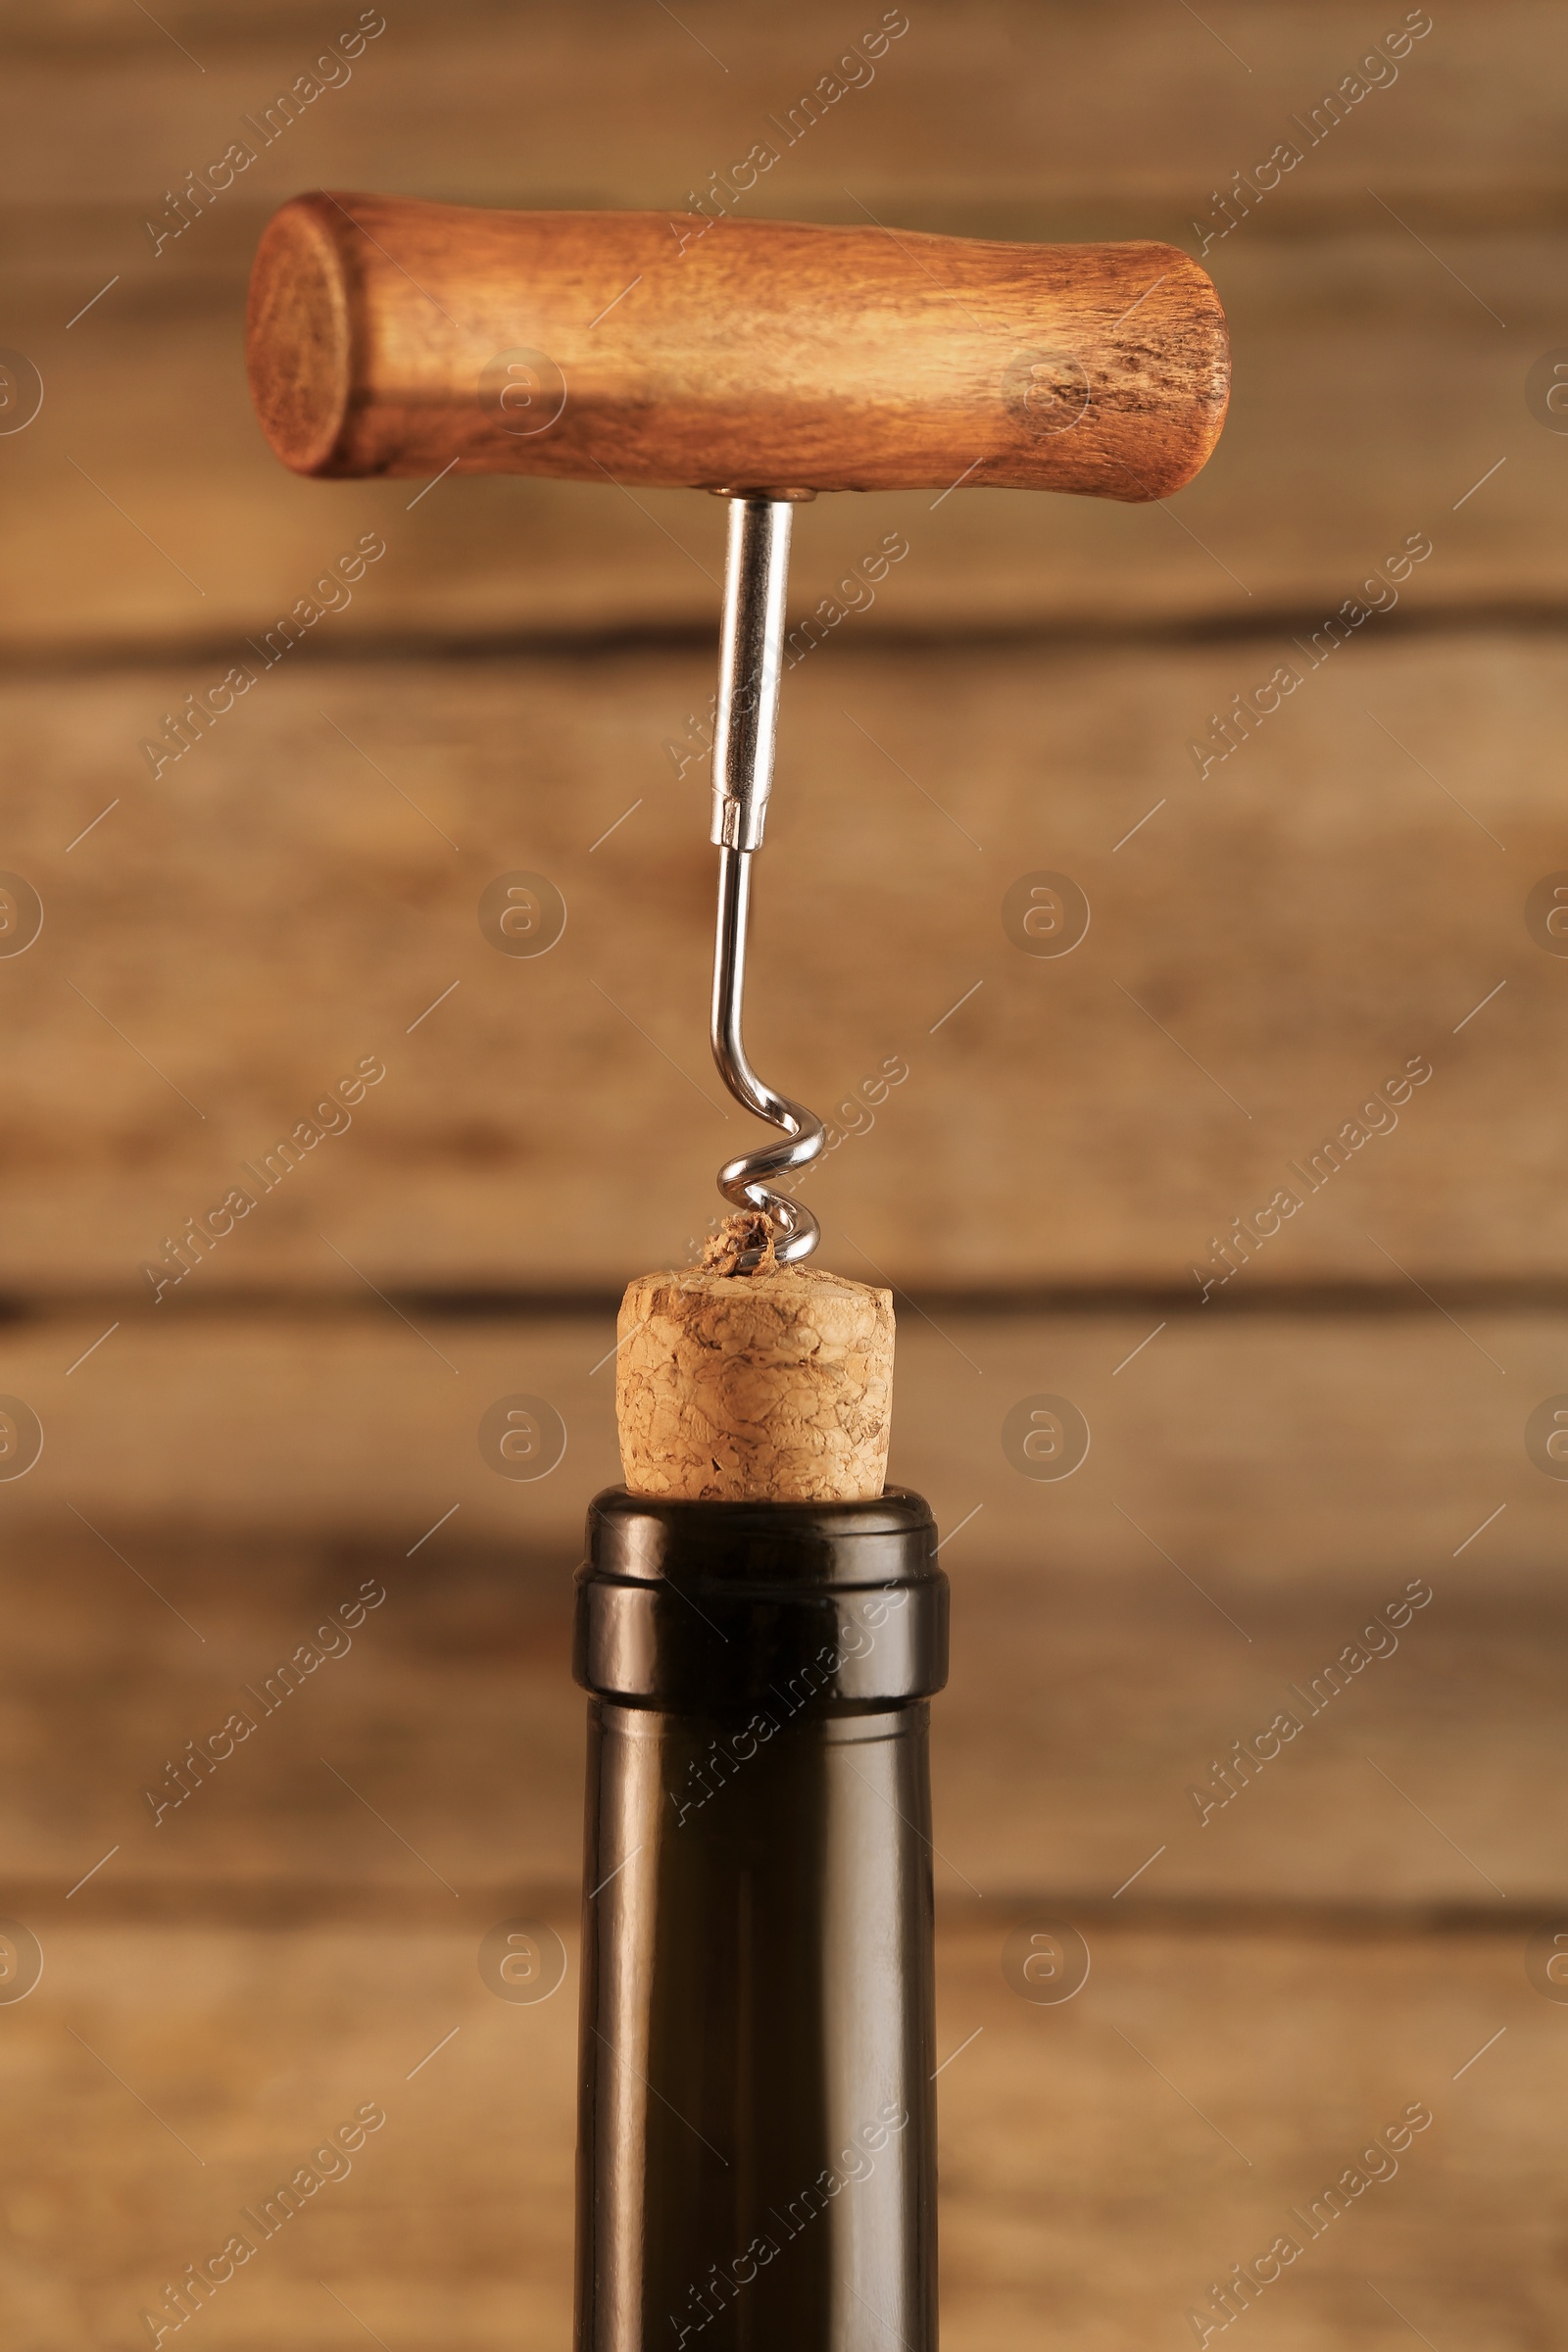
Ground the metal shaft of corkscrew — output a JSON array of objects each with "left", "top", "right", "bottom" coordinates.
[{"left": 709, "top": 493, "right": 824, "bottom": 1268}]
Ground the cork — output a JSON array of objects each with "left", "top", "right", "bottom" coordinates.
[{"left": 614, "top": 1227, "right": 894, "bottom": 1502}]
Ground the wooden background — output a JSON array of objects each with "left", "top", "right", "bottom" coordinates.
[{"left": 2, "top": 4, "right": 1565, "bottom": 2346}]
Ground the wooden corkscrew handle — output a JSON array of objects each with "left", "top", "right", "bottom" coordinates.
[{"left": 247, "top": 192, "right": 1229, "bottom": 499}]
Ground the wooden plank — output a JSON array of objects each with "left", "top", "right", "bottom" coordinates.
[
  {"left": 4, "top": 226, "right": 1558, "bottom": 650},
  {"left": 4, "top": 1304, "right": 1557, "bottom": 1582},
  {"left": 3, "top": 0, "right": 1564, "bottom": 647},
  {"left": 1, "top": 1306, "right": 1561, "bottom": 1902},
  {"left": 8, "top": 1, "right": 1564, "bottom": 224},
  {"left": 932, "top": 1915, "right": 1554, "bottom": 2352},
  {"left": 2, "top": 1909, "right": 1554, "bottom": 2347},
  {"left": 0, "top": 634, "right": 1561, "bottom": 1289}
]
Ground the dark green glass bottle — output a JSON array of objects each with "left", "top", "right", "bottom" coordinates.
[{"left": 572, "top": 1485, "right": 949, "bottom": 2351}]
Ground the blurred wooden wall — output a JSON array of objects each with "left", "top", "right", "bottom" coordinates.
[{"left": 1, "top": 6, "right": 1565, "bottom": 2348}]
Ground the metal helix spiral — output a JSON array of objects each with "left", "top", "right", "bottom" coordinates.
[
  {"left": 710, "top": 845, "right": 824, "bottom": 1265},
  {"left": 706, "top": 492, "right": 824, "bottom": 1272}
]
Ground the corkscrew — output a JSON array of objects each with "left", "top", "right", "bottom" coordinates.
[
  {"left": 708, "top": 492, "right": 824, "bottom": 1269},
  {"left": 245, "top": 191, "right": 1228, "bottom": 1284}
]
